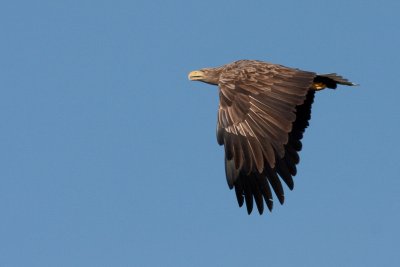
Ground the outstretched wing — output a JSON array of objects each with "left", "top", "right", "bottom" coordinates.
[{"left": 216, "top": 61, "right": 316, "bottom": 214}]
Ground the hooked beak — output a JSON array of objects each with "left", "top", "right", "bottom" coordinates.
[{"left": 188, "top": 70, "right": 205, "bottom": 81}]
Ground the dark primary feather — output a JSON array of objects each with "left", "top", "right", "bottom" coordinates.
[
  {"left": 217, "top": 60, "right": 317, "bottom": 214},
  {"left": 239, "top": 91, "right": 314, "bottom": 214}
]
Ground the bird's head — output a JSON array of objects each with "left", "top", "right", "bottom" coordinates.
[{"left": 188, "top": 67, "right": 223, "bottom": 85}]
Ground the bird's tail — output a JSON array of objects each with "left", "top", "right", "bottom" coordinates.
[{"left": 312, "top": 73, "right": 357, "bottom": 90}]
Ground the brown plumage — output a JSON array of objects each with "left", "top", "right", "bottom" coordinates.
[{"left": 188, "top": 60, "right": 356, "bottom": 215}]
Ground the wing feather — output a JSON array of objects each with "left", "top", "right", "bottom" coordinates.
[{"left": 217, "top": 60, "right": 316, "bottom": 214}]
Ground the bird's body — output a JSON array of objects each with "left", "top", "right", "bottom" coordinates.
[{"left": 189, "top": 60, "right": 356, "bottom": 215}]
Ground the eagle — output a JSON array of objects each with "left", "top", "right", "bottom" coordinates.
[{"left": 188, "top": 60, "right": 356, "bottom": 215}]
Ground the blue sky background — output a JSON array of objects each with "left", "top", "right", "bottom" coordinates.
[{"left": 1, "top": 0, "right": 399, "bottom": 266}]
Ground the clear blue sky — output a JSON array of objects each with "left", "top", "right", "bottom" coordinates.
[{"left": 1, "top": 0, "right": 399, "bottom": 266}]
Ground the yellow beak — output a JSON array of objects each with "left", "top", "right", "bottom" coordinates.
[{"left": 188, "top": 70, "right": 205, "bottom": 81}]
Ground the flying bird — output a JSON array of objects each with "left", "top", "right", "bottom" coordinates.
[{"left": 188, "top": 60, "right": 356, "bottom": 215}]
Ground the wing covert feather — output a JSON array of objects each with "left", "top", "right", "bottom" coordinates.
[{"left": 217, "top": 60, "right": 316, "bottom": 214}]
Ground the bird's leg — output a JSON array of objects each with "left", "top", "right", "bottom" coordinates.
[{"left": 311, "top": 82, "right": 327, "bottom": 91}]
